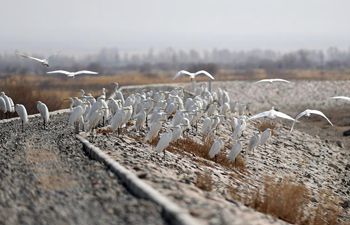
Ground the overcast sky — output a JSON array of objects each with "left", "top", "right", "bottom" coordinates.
[{"left": 1, "top": 0, "right": 349, "bottom": 54}]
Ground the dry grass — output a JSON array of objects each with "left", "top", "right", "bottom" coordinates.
[
  {"left": 168, "top": 137, "right": 246, "bottom": 171},
  {"left": 256, "top": 120, "right": 277, "bottom": 136},
  {"left": 195, "top": 171, "right": 213, "bottom": 191},
  {"left": 227, "top": 176, "right": 344, "bottom": 225},
  {"left": 254, "top": 176, "right": 309, "bottom": 224},
  {"left": 311, "top": 190, "right": 342, "bottom": 225}
]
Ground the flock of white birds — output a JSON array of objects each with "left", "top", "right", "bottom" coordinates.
[{"left": 1, "top": 51, "right": 349, "bottom": 163}]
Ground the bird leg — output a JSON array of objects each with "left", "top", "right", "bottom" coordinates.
[
  {"left": 21, "top": 120, "right": 24, "bottom": 132},
  {"left": 163, "top": 150, "right": 166, "bottom": 160}
]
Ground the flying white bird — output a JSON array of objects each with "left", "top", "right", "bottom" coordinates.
[
  {"left": 249, "top": 107, "right": 295, "bottom": 122},
  {"left": 16, "top": 52, "right": 49, "bottom": 67},
  {"left": 228, "top": 140, "right": 242, "bottom": 163},
  {"left": 290, "top": 109, "right": 333, "bottom": 132},
  {"left": 255, "top": 78, "right": 291, "bottom": 84},
  {"left": 36, "top": 101, "right": 49, "bottom": 129},
  {"left": 15, "top": 104, "right": 28, "bottom": 131},
  {"left": 331, "top": 96, "right": 350, "bottom": 102},
  {"left": 174, "top": 70, "right": 215, "bottom": 91},
  {"left": 47, "top": 70, "right": 98, "bottom": 78},
  {"left": 173, "top": 70, "right": 215, "bottom": 80}
]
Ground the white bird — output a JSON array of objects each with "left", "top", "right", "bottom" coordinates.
[
  {"left": 0, "top": 92, "right": 11, "bottom": 115},
  {"left": 110, "top": 108, "right": 125, "bottom": 135},
  {"left": 174, "top": 70, "right": 215, "bottom": 91},
  {"left": 290, "top": 109, "right": 333, "bottom": 132},
  {"left": 155, "top": 131, "right": 173, "bottom": 157},
  {"left": 331, "top": 96, "right": 350, "bottom": 102},
  {"left": 171, "top": 125, "right": 183, "bottom": 142},
  {"left": 249, "top": 107, "right": 295, "bottom": 122},
  {"left": 248, "top": 132, "right": 260, "bottom": 153},
  {"left": 208, "top": 138, "right": 224, "bottom": 160},
  {"left": 16, "top": 52, "right": 49, "bottom": 67},
  {"left": 145, "top": 119, "right": 163, "bottom": 142},
  {"left": 36, "top": 101, "right": 49, "bottom": 129},
  {"left": 0, "top": 97, "right": 7, "bottom": 114},
  {"left": 69, "top": 104, "right": 87, "bottom": 130},
  {"left": 230, "top": 117, "right": 238, "bottom": 132},
  {"left": 228, "top": 140, "right": 242, "bottom": 162},
  {"left": 173, "top": 70, "right": 215, "bottom": 80},
  {"left": 47, "top": 70, "right": 98, "bottom": 78},
  {"left": 259, "top": 128, "right": 271, "bottom": 148},
  {"left": 255, "top": 78, "right": 291, "bottom": 84},
  {"left": 134, "top": 108, "right": 146, "bottom": 132},
  {"left": 15, "top": 104, "right": 28, "bottom": 131}
]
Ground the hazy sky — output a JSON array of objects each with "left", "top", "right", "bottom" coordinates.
[{"left": 1, "top": 0, "right": 349, "bottom": 54}]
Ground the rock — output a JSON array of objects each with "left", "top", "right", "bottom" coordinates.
[
  {"left": 336, "top": 140, "right": 344, "bottom": 148},
  {"left": 340, "top": 200, "right": 350, "bottom": 209},
  {"left": 328, "top": 163, "right": 339, "bottom": 171}
]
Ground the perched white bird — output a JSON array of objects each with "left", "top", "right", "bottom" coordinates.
[
  {"left": 259, "top": 128, "right": 271, "bottom": 148},
  {"left": 16, "top": 52, "right": 49, "bottom": 67},
  {"left": 290, "top": 109, "right": 333, "bottom": 132},
  {"left": 255, "top": 78, "right": 291, "bottom": 84},
  {"left": 145, "top": 119, "right": 163, "bottom": 142},
  {"left": 208, "top": 138, "right": 224, "bottom": 159},
  {"left": 69, "top": 104, "right": 87, "bottom": 129},
  {"left": 0, "top": 97, "right": 7, "bottom": 114},
  {"left": 36, "top": 101, "right": 49, "bottom": 129},
  {"left": 171, "top": 125, "right": 183, "bottom": 142},
  {"left": 134, "top": 108, "right": 146, "bottom": 132},
  {"left": 47, "top": 70, "right": 98, "bottom": 78},
  {"left": 230, "top": 117, "right": 238, "bottom": 132},
  {"left": 249, "top": 107, "right": 295, "bottom": 122},
  {"left": 228, "top": 140, "right": 242, "bottom": 162},
  {"left": 248, "top": 132, "right": 260, "bottom": 153},
  {"left": 331, "top": 96, "right": 350, "bottom": 102},
  {"left": 0, "top": 92, "right": 11, "bottom": 115},
  {"left": 155, "top": 131, "right": 173, "bottom": 156},
  {"left": 15, "top": 104, "right": 28, "bottom": 131},
  {"left": 110, "top": 108, "right": 125, "bottom": 135}
]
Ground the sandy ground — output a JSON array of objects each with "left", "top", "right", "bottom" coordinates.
[
  {"left": 0, "top": 80, "right": 349, "bottom": 225},
  {"left": 89, "top": 80, "right": 349, "bottom": 225}
]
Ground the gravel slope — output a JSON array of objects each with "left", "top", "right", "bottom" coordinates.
[{"left": 0, "top": 113, "right": 166, "bottom": 225}]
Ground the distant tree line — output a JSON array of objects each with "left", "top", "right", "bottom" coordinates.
[{"left": 1, "top": 47, "right": 350, "bottom": 76}]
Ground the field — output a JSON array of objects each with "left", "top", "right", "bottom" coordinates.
[
  {"left": 1, "top": 71, "right": 350, "bottom": 225},
  {"left": 1, "top": 69, "right": 350, "bottom": 116}
]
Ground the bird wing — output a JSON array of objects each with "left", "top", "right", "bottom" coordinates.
[
  {"left": 47, "top": 70, "right": 71, "bottom": 75},
  {"left": 272, "top": 79, "right": 290, "bottom": 83},
  {"left": 307, "top": 110, "right": 333, "bottom": 126},
  {"left": 248, "top": 111, "right": 270, "bottom": 120},
  {"left": 173, "top": 70, "right": 193, "bottom": 80},
  {"left": 17, "top": 53, "right": 43, "bottom": 62},
  {"left": 254, "top": 79, "right": 270, "bottom": 84},
  {"left": 75, "top": 70, "right": 98, "bottom": 75},
  {"left": 294, "top": 110, "right": 308, "bottom": 121},
  {"left": 273, "top": 111, "right": 295, "bottom": 121},
  {"left": 195, "top": 70, "right": 215, "bottom": 80},
  {"left": 331, "top": 96, "right": 350, "bottom": 101}
]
